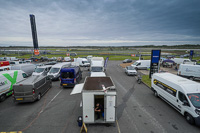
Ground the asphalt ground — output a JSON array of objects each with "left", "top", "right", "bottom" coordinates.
[{"left": 0, "top": 61, "right": 200, "bottom": 133}]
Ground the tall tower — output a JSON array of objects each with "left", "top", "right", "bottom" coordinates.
[{"left": 30, "top": 14, "right": 39, "bottom": 55}]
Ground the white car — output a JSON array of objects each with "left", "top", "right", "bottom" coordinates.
[{"left": 125, "top": 66, "right": 137, "bottom": 76}]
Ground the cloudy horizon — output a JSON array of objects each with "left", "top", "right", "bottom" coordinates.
[{"left": 0, "top": 0, "right": 200, "bottom": 46}]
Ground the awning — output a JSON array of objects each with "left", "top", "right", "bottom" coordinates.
[{"left": 70, "top": 83, "right": 84, "bottom": 95}]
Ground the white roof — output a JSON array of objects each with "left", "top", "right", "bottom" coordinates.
[
  {"left": 70, "top": 83, "right": 84, "bottom": 95},
  {"left": 153, "top": 73, "right": 200, "bottom": 93},
  {"left": 37, "top": 65, "right": 52, "bottom": 68},
  {"left": 51, "top": 62, "right": 71, "bottom": 68},
  {"left": 90, "top": 72, "right": 106, "bottom": 77}
]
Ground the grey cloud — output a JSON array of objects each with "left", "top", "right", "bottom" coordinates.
[{"left": 0, "top": 0, "right": 199, "bottom": 46}]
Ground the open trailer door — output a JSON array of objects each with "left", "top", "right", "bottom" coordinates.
[
  {"left": 70, "top": 83, "right": 84, "bottom": 95},
  {"left": 105, "top": 95, "right": 116, "bottom": 122}
]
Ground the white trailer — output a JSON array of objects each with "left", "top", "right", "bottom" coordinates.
[{"left": 71, "top": 77, "right": 116, "bottom": 124}]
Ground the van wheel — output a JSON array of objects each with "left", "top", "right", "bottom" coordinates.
[
  {"left": 185, "top": 113, "right": 195, "bottom": 125},
  {"left": 0, "top": 94, "right": 6, "bottom": 102},
  {"left": 154, "top": 91, "right": 158, "bottom": 98},
  {"left": 189, "top": 77, "right": 194, "bottom": 81},
  {"left": 37, "top": 94, "right": 41, "bottom": 101}
]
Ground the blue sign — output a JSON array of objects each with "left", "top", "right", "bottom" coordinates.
[
  {"left": 190, "top": 50, "right": 194, "bottom": 56},
  {"left": 151, "top": 50, "right": 161, "bottom": 63}
]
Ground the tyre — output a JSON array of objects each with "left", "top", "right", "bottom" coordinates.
[
  {"left": 189, "top": 77, "right": 194, "bottom": 81},
  {"left": 154, "top": 91, "right": 158, "bottom": 98},
  {"left": 185, "top": 113, "right": 195, "bottom": 125},
  {"left": 0, "top": 94, "right": 6, "bottom": 102},
  {"left": 37, "top": 94, "right": 41, "bottom": 101},
  {"left": 137, "top": 79, "right": 141, "bottom": 84}
]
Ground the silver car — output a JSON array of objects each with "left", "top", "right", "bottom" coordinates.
[{"left": 125, "top": 66, "right": 137, "bottom": 76}]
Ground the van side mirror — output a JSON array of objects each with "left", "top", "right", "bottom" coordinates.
[{"left": 183, "top": 100, "right": 189, "bottom": 106}]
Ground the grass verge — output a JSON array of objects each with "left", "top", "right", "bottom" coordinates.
[{"left": 141, "top": 75, "right": 151, "bottom": 88}]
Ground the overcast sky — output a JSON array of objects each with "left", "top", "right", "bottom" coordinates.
[{"left": 0, "top": 0, "right": 200, "bottom": 46}]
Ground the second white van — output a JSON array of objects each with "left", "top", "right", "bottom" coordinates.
[
  {"left": 178, "top": 64, "right": 200, "bottom": 80},
  {"left": 47, "top": 62, "right": 71, "bottom": 80},
  {"left": 151, "top": 73, "right": 200, "bottom": 126},
  {"left": 131, "top": 60, "right": 150, "bottom": 70}
]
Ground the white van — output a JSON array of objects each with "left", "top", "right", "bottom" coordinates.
[
  {"left": 151, "top": 73, "right": 200, "bottom": 126},
  {"left": 171, "top": 58, "right": 191, "bottom": 65},
  {"left": 64, "top": 57, "right": 71, "bottom": 62},
  {"left": 9, "top": 61, "right": 20, "bottom": 66},
  {"left": 47, "top": 62, "right": 71, "bottom": 80},
  {"left": 178, "top": 64, "right": 200, "bottom": 80},
  {"left": 32, "top": 65, "right": 52, "bottom": 76},
  {"left": 131, "top": 60, "right": 150, "bottom": 70},
  {"left": 11, "top": 64, "right": 36, "bottom": 76},
  {"left": 74, "top": 58, "right": 90, "bottom": 67},
  {"left": 0, "top": 70, "right": 27, "bottom": 101}
]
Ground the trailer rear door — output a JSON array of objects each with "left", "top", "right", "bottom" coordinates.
[{"left": 105, "top": 95, "right": 116, "bottom": 122}]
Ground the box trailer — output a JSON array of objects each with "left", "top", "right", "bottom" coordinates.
[{"left": 71, "top": 77, "right": 116, "bottom": 124}]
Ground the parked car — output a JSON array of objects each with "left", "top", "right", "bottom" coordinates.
[
  {"left": 162, "top": 60, "right": 175, "bottom": 68},
  {"left": 70, "top": 53, "right": 77, "bottom": 56},
  {"left": 123, "top": 59, "right": 132, "bottom": 63},
  {"left": 13, "top": 75, "right": 52, "bottom": 103},
  {"left": 125, "top": 66, "right": 137, "bottom": 76},
  {"left": 0, "top": 66, "right": 11, "bottom": 72},
  {"left": 32, "top": 65, "right": 52, "bottom": 76}
]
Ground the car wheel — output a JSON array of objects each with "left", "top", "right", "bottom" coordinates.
[
  {"left": 37, "top": 94, "right": 41, "bottom": 101},
  {"left": 154, "top": 91, "right": 158, "bottom": 98},
  {"left": 185, "top": 113, "right": 195, "bottom": 125},
  {"left": 0, "top": 94, "right": 6, "bottom": 102}
]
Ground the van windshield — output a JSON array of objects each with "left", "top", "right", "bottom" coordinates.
[
  {"left": 91, "top": 67, "right": 103, "bottom": 72},
  {"left": 35, "top": 68, "right": 45, "bottom": 73},
  {"left": 10, "top": 62, "right": 15, "bottom": 64},
  {"left": 133, "top": 62, "right": 138, "bottom": 65},
  {"left": 61, "top": 72, "right": 74, "bottom": 79},
  {"left": 187, "top": 93, "right": 200, "bottom": 108},
  {"left": 49, "top": 68, "right": 60, "bottom": 73}
]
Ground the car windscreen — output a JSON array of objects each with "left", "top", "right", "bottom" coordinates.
[
  {"left": 187, "top": 93, "right": 200, "bottom": 108},
  {"left": 49, "top": 68, "right": 60, "bottom": 73},
  {"left": 10, "top": 62, "right": 15, "bottom": 64},
  {"left": 61, "top": 72, "right": 74, "bottom": 79},
  {"left": 91, "top": 67, "right": 103, "bottom": 72},
  {"left": 127, "top": 67, "right": 135, "bottom": 70},
  {"left": 35, "top": 68, "right": 45, "bottom": 73}
]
